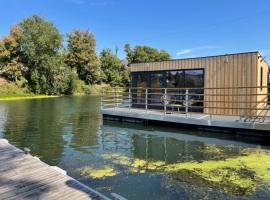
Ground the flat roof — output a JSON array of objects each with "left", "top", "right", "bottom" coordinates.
[{"left": 130, "top": 51, "right": 263, "bottom": 65}]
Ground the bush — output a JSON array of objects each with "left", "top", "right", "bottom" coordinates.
[{"left": 0, "top": 82, "right": 31, "bottom": 98}]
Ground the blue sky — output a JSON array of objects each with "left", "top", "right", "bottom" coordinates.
[{"left": 1, "top": 0, "right": 270, "bottom": 61}]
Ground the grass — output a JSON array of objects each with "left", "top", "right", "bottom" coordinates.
[{"left": 0, "top": 82, "right": 58, "bottom": 100}]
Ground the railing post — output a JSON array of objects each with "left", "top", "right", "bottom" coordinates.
[
  {"left": 101, "top": 89, "right": 104, "bottom": 109},
  {"left": 164, "top": 88, "right": 167, "bottom": 114},
  {"left": 128, "top": 88, "right": 131, "bottom": 111},
  {"left": 185, "top": 89, "right": 189, "bottom": 118},
  {"left": 114, "top": 88, "right": 117, "bottom": 110},
  {"left": 239, "top": 88, "right": 243, "bottom": 120},
  {"left": 145, "top": 88, "right": 148, "bottom": 111}
]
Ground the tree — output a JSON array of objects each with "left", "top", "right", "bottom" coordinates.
[
  {"left": 0, "top": 26, "right": 25, "bottom": 82},
  {"left": 16, "top": 15, "right": 69, "bottom": 94},
  {"left": 100, "top": 48, "right": 129, "bottom": 86},
  {"left": 66, "top": 30, "right": 100, "bottom": 84},
  {"left": 124, "top": 44, "right": 171, "bottom": 64}
]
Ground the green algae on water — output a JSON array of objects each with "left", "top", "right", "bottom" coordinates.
[
  {"left": 163, "top": 150, "right": 270, "bottom": 196},
  {"left": 99, "top": 148, "right": 270, "bottom": 196},
  {"left": 77, "top": 165, "right": 118, "bottom": 179}
]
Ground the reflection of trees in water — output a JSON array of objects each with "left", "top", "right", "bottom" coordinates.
[
  {"left": 98, "top": 126, "right": 134, "bottom": 157},
  {"left": 132, "top": 135, "right": 243, "bottom": 163},
  {"left": 69, "top": 96, "right": 101, "bottom": 149},
  {"left": 101, "top": 124, "right": 243, "bottom": 163},
  {"left": 2, "top": 98, "right": 69, "bottom": 165},
  {"left": 1, "top": 96, "right": 104, "bottom": 165},
  {"left": 132, "top": 135, "right": 207, "bottom": 163}
]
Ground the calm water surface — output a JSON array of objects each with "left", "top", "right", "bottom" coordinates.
[{"left": 0, "top": 96, "right": 270, "bottom": 200}]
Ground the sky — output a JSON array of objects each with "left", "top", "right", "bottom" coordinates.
[{"left": 0, "top": 0, "right": 270, "bottom": 62}]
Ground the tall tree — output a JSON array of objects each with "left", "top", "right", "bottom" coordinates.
[
  {"left": 0, "top": 26, "right": 25, "bottom": 82},
  {"left": 100, "top": 48, "right": 129, "bottom": 86},
  {"left": 16, "top": 15, "right": 70, "bottom": 94},
  {"left": 124, "top": 44, "right": 171, "bottom": 64},
  {"left": 66, "top": 30, "right": 100, "bottom": 84}
]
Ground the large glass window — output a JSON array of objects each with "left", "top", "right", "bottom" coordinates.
[
  {"left": 131, "top": 73, "right": 148, "bottom": 106},
  {"left": 150, "top": 72, "right": 164, "bottom": 88},
  {"left": 166, "top": 71, "right": 185, "bottom": 88},
  {"left": 131, "top": 69, "right": 204, "bottom": 112},
  {"left": 184, "top": 69, "right": 204, "bottom": 88},
  {"left": 137, "top": 74, "right": 147, "bottom": 88},
  {"left": 149, "top": 72, "right": 164, "bottom": 105}
]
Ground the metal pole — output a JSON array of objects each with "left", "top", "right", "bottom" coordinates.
[
  {"left": 145, "top": 88, "right": 148, "bottom": 111},
  {"left": 164, "top": 88, "right": 167, "bottom": 114},
  {"left": 239, "top": 88, "right": 243, "bottom": 121},
  {"left": 128, "top": 88, "right": 131, "bottom": 111},
  {"left": 101, "top": 89, "right": 103, "bottom": 109},
  {"left": 185, "top": 89, "right": 189, "bottom": 118},
  {"left": 114, "top": 88, "right": 116, "bottom": 110}
]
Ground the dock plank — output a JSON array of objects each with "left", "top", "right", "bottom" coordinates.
[{"left": 0, "top": 139, "right": 110, "bottom": 200}]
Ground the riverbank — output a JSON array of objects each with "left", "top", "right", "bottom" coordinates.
[
  {"left": 0, "top": 80, "right": 58, "bottom": 101},
  {"left": 0, "top": 95, "right": 59, "bottom": 101},
  {"left": 0, "top": 78, "right": 112, "bottom": 101}
]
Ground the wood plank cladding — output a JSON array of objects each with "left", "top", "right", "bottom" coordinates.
[{"left": 130, "top": 52, "right": 269, "bottom": 116}]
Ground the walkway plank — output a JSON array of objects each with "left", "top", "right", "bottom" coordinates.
[{"left": 0, "top": 139, "right": 110, "bottom": 200}]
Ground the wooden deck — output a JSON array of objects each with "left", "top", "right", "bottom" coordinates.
[{"left": 0, "top": 139, "right": 110, "bottom": 200}]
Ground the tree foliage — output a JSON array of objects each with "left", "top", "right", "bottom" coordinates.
[
  {"left": 0, "top": 15, "right": 174, "bottom": 95},
  {"left": 100, "top": 48, "right": 129, "bottom": 86},
  {"left": 0, "top": 26, "right": 24, "bottom": 81},
  {"left": 66, "top": 30, "right": 100, "bottom": 84},
  {"left": 124, "top": 44, "right": 171, "bottom": 64},
  {"left": 16, "top": 15, "right": 70, "bottom": 94}
]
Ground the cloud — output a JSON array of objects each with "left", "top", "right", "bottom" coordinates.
[{"left": 176, "top": 46, "right": 220, "bottom": 56}]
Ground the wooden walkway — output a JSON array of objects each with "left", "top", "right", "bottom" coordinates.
[{"left": 0, "top": 139, "right": 110, "bottom": 200}]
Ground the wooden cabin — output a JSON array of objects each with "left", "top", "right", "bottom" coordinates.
[{"left": 130, "top": 52, "right": 269, "bottom": 116}]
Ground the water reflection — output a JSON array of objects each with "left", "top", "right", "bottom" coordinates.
[
  {"left": 100, "top": 122, "right": 261, "bottom": 164},
  {"left": 0, "top": 96, "right": 270, "bottom": 199}
]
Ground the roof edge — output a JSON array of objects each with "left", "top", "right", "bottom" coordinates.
[{"left": 130, "top": 51, "right": 259, "bottom": 65}]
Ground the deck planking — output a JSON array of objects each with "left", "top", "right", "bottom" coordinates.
[{"left": 0, "top": 139, "right": 110, "bottom": 200}]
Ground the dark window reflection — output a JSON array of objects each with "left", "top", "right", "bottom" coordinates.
[
  {"left": 132, "top": 73, "right": 147, "bottom": 106},
  {"left": 185, "top": 69, "right": 204, "bottom": 88},
  {"left": 166, "top": 71, "right": 185, "bottom": 88},
  {"left": 131, "top": 69, "right": 204, "bottom": 112},
  {"left": 151, "top": 72, "right": 164, "bottom": 88}
]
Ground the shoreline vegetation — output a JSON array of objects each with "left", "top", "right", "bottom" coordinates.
[
  {"left": 0, "top": 80, "right": 109, "bottom": 101},
  {"left": 0, "top": 15, "right": 171, "bottom": 98},
  {"left": 0, "top": 95, "right": 58, "bottom": 101}
]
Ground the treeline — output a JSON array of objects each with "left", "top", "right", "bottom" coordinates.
[{"left": 0, "top": 15, "right": 171, "bottom": 95}]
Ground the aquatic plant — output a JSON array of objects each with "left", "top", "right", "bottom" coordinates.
[
  {"left": 77, "top": 165, "right": 118, "bottom": 179},
  {"left": 163, "top": 150, "right": 270, "bottom": 196},
  {"left": 98, "top": 148, "right": 270, "bottom": 196}
]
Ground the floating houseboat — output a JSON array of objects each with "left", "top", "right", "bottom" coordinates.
[
  {"left": 130, "top": 51, "right": 269, "bottom": 116},
  {"left": 101, "top": 52, "right": 270, "bottom": 133}
]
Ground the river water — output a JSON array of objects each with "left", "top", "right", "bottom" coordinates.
[{"left": 0, "top": 96, "right": 270, "bottom": 200}]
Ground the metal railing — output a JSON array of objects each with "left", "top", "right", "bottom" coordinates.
[{"left": 101, "top": 86, "right": 270, "bottom": 121}]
